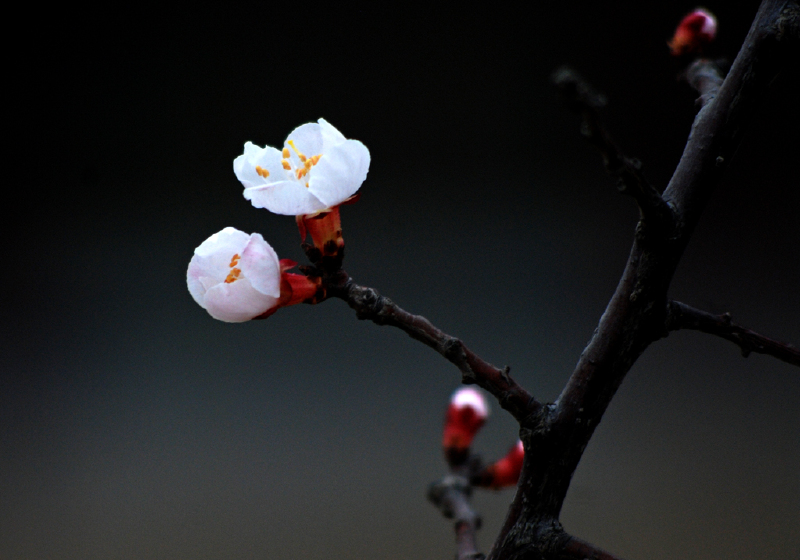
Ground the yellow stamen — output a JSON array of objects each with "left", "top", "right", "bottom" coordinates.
[
  {"left": 281, "top": 141, "right": 321, "bottom": 181},
  {"left": 229, "top": 254, "right": 240, "bottom": 267},
  {"left": 287, "top": 139, "right": 308, "bottom": 161},
  {"left": 225, "top": 267, "right": 242, "bottom": 283},
  {"left": 255, "top": 166, "right": 270, "bottom": 178}
]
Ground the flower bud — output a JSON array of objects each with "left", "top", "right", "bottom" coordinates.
[
  {"left": 472, "top": 440, "right": 524, "bottom": 489},
  {"left": 442, "top": 387, "right": 489, "bottom": 465},
  {"left": 188, "top": 227, "right": 321, "bottom": 322},
  {"left": 669, "top": 8, "right": 717, "bottom": 57}
]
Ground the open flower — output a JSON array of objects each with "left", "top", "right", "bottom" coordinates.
[
  {"left": 187, "top": 227, "right": 320, "bottom": 322},
  {"left": 442, "top": 387, "right": 490, "bottom": 465},
  {"left": 233, "top": 118, "right": 370, "bottom": 216},
  {"left": 669, "top": 8, "right": 717, "bottom": 57}
]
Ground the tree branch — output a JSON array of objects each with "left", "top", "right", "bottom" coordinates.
[
  {"left": 488, "top": 2, "right": 797, "bottom": 558},
  {"left": 558, "top": 536, "right": 627, "bottom": 560},
  {"left": 666, "top": 300, "right": 800, "bottom": 367},
  {"left": 326, "top": 272, "right": 542, "bottom": 424},
  {"left": 664, "top": 0, "right": 799, "bottom": 229},
  {"left": 552, "top": 66, "right": 675, "bottom": 237},
  {"left": 685, "top": 58, "right": 726, "bottom": 107},
  {"left": 428, "top": 469, "right": 485, "bottom": 560}
]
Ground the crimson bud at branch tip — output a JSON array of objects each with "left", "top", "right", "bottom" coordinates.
[
  {"left": 668, "top": 8, "right": 717, "bottom": 57},
  {"left": 474, "top": 440, "right": 525, "bottom": 489},
  {"left": 442, "top": 387, "right": 490, "bottom": 465}
]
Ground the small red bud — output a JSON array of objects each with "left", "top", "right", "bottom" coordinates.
[
  {"left": 668, "top": 8, "right": 717, "bottom": 57},
  {"left": 442, "top": 387, "right": 489, "bottom": 465},
  {"left": 474, "top": 440, "right": 525, "bottom": 489}
]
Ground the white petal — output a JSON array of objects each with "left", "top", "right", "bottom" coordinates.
[
  {"left": 318, "top": 118, "right": 347, "bottom": 149},
  {"left": 187, "top": 265, "right": 209, "bottom": 308},
  {"left": 307, "top": 139, "right": 370, "bottom": 208},
  {"left": 194, "top": 227, "right": 250, "bottom": 257},
  {"left": 239, "top": 233, "right": 281, "bottom": 297},
  {"left": 189, "top": 228, "right": 250, "bottom": 289},
  {"left": 203, "top": 278, "right": 278, "bottom": 322},
  {"left": 234, "top": 143, "right": 284, "bottom": 189},
  {"left": 187, "top": 227, "right": 283, "bottom": 322},
  {"left": 244, "top": 180, "right": 327, "bottom": 215},
  {"left": 286, "top": 122, "right": 323, "bottom": 160}
]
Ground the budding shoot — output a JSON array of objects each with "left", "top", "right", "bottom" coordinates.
[{"left": 669, "top": 8, "right": 717, "bottom": 57}]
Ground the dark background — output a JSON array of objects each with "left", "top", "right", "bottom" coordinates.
[{"left": 4, "top": 3, "right": 798, "bottom": 559}]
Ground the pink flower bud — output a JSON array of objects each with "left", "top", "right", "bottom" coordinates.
[
  {"left": 669, "top": 9, "right": 717, "bottom": 57},
  {"left": 442, "top": 387, "right": 489, "bottom": 465},
  {"left": 188, "top": 228, "right": 322, "bottom": 322}
]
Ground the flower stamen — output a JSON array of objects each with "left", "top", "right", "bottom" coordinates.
[
  {"left": 255, "top": 166, "right": 270, "bottom": 178},
  {"left": 287, "top": 140, "right": 306, "bottom": 162},
  {"left": 278, "top": 140, "right": 323, "bottom": 182},
  {"left": 225, "top": 268, "right": 242, "bottom": 283},
  {"left": 225, "top": 253, "right": 242, "bottom": 283}
]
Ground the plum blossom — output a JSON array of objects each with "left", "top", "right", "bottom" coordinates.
[
  {"left": 187, "top": 227, "right": 320, "bottom": 322},
  {"left": 233, "top": 119, "right": 370, "bottom": 216},
  {"left": 187, "top": 227, "right": 283, "bottom": 322}
]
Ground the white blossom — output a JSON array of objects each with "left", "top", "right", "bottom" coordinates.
[
  {"left": 233, "top": 119, "right": 370, "bottom": 216},
  {"left": 187, "top": 227, "right": 282, "bottom": 322}
]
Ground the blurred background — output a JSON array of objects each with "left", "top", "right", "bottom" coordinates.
[{"left": 4, "top": 3, "right": 798, "bottom": 559}]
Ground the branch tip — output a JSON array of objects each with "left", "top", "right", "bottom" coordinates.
[
  {"left": 666, "top": 300, "right": 800, "bottom": 367},
  {"left": 553, "top": 66, "right": 675, "bottom": 236}
]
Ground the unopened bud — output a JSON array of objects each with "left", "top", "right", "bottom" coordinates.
[
  {"left": 668, "top": 9, "right": 717, "bottom": 57},
  {"left": 442, "top": 387, "right": 489, "bottom": 465},
  {"left": 473, "top": 440, "right": 525, "bottom": 489}
]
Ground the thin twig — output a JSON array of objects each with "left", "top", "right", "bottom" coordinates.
[
  {"left": 552, "top": 66, "right": 675, "bottom": 237},
  {"left": 326, "top": 272, "right": 542, "bottom": 423},
  {"left": 428, "top": 468, "right": 485, "bottom": 560},
  {"left": 685, "top": 59, "right": 726, "bottom": 107},
  {"left": 666, "top": 300, "right": 800, "bottom": 367}
]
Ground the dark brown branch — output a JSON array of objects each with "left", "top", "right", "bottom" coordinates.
[
  {"left": 428, "top": 471, "right": 485, "bottom": 560},
  {"left": 552, "top": 67, "right": 675, "bottom": 237},
  {"left": 558, "top": 536, "right": 627, "bottom": 560},
  {"left": 488, "top": 2, "right": 796, "bottom": 558},
  {"left": 553, "top": 0, "right": 796, "bottom": 458},
  {"left": 664, "top": 0, "right": 798, "bottom": 229},
  {"left": 666, "top": 300, "right": 800, "bottom": 367},
  {"left": 685, "top": 58, "right": 726, "bottom": 107},
  {"left": 326, "top": 273, "right": 542, "bottom": 424}
]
